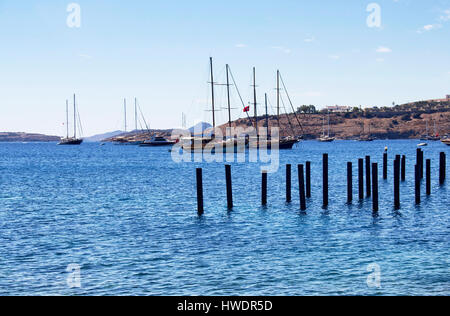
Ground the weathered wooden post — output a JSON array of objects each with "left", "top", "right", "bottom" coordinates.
[
  {"left": 225, "top": 165, "right": 233, "bottom": 209},
  {"left": 426, "top": 159, "right": 431, "bottom": 196},
  {"left": 347, "top": 162, "right": 353, "bottom": 204},
  {"left": 262, "top": 170, "right": 268, "bottom": 206},
  {"left": 372, "top": 163, "right": 379, "bottom": 212},
  {"left": 306, "top": 161, "right": 311, "bottom": 198},
  {"left": 299, "top": 164, "right": 307, "bottom": 211},
  {"left": 365, "top": 156, "right": 371, "bottom": 198},
  {"left": 196, "top": 168, "right": 204, "bottom": 215},
  {"left": 358, "top": 158, "right": 364, "bottom": 200},
  {"left": 394, "top": 158, "right": 400, "bottom": 210},
  {"left": 415, "top": 164, "right": 421, "bottom": 205},
  {"left": 440, "top": 152, "right": 446, "bottom": 185},
  {"left": 416, "top": 148, "right": 424, "bottom": 180},
  {"left": 323, "top": 154, "right": 329, "bottom": 208},
  {"left": 286, "top": 164, "right": 292, "bottom": 203},
  {"left": 401, "top": 155, "right": 406, "bottom": 181},
  {"left": 383, "top": 152, "right": 388, "bottom": 180}
]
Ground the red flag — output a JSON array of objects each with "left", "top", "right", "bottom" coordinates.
[{"left": 243, "top": 106, "right": 250, "bottom": 113}]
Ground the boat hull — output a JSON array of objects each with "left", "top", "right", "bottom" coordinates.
[
  {"left": 140, "top": 142, "right": 176, "bottom": 147},
  {"left": 58, "top": 139, "right": 83, "bottom": 145}
]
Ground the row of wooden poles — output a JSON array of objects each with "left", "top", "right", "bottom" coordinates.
[{"left": 195, "top": 151, "right": 447, "bottom": 215}]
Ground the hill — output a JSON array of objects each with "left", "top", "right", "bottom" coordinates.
[
  {"left": 0, "top": 132, "right": 61, "bottom": 142},
  {"left": 220, "top": 101, "right": 450, "bottom": 139},
  {"left": 84, "top": 131, "right": 124, "bottom": 142}
]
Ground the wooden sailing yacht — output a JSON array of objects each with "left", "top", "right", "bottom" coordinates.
[
  {"left": 359, "top": 120, "right": 375, "bottom": 142},
  {"left": 181, "top": 57, "right": 220, "bottom": 152},
  {"left": 250, "top": 70, "right": 302, "bottom": 149},
  {"left": 319, "top": 112, "right": 335, "bottom": 142},
  {"left": 59, "top": 94, "right": 83, "bottom": 145}
]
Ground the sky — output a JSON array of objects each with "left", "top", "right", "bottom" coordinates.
[{"left": 0, "top": 0, "right": 449, "bottom": 137}]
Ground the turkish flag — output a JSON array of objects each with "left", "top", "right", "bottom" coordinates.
[{"left": 243, "top": 106, "right": 250, "bottom": 113}]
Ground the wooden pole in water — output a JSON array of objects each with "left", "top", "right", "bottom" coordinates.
[
  {"left": 440, "top": 152, "right": 446, "bottom": 185},
  {"left": 383, "top": 152, "right": 388, "bottom": 180},
  {"left": 298, "top": 164, "right": 307, "bottom": 211},
  {"left": 365, "top": 156, "right": 371, "bottom": 198},
  {"left": 401, "top": 155, "right": 406, "bottom": 182},
  {"left": 225, "top": 165, "right": 233, "bottom": 209},
  {"left": 286, "top": 164, "right": 292, "bottom": 203},
  {"left": 415, "top": 164, "right": 421, "bottom": 205},
  {"left": 196, "top": 168, "right": 204, "bottom": 215},
  {"left": 426, "top": 159, "right": 431, "bottom": 196},
  {"left": 262, "top": 170, "right": 268, "bottom": 206},
  {"left": 416, "top": 148, "right": 424, "bottom": 180},
  {"left": 419, "top": 150, "right": 424, "bottom": 179},
  {"left": 306, "top": 161, "right": 311, "bottom": 198},
  {"left": 394, "top": 158, "right": 400, "bottom": 210},
  {"left": 358, "top": 158, "right": 364, "bottom": 200},
  {"left": 347, "top": 162, "right": 353, "bottom": 204},
  {"left": 372, "top": 163, "right": 379, "bottom": 212},
  {"left": 323, "top": 154, "right": 329, "bottom": 208}
]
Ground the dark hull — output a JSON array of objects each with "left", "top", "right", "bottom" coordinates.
[
  {"left": 139, "top": 142, "right": 176, "bottom": 147},
  {"left": 58, "top": 139, "right": 83, "bottom": 145}
]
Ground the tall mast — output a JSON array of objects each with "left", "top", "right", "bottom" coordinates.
[
  {"left": 226, "top": 64, "right": 232, "bottom": 129},
  {"left": 277, "top": 70, "right": 280, "bottom": 120},
  {"left": 265, "top": 93, "right": 269, "bottom": 137},
  {"left": 124, "top": 98, "right": 127, "bottom": 132},
  {"left": 253, "top": 67, "right": 258, "bottom": 136},
  {"left": 210, "top": 57, "right": 216, "bottom": 130},
  {"left": 135, "top": 98, "right": 138, "bottom": 131},
  {"left": 73, "top": 94, "right": 77, "bottom": 139},
  {"left": 328, "top": 112, "right": 331, "bottom": 137},
  {"left": 66, "top": 100, "right": 69, "bottom": 139}
]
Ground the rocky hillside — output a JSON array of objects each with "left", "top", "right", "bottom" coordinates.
[
  {"left": 0, "top": 132, "right": 61, "bottom": 142},
  {"left": 221, "top": 102, "right": 450, "bottom": 139}
]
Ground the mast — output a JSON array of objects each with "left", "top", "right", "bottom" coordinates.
[
  {"left": 135, "top": 98, "right": 138, "bottom": 131},
  {"left": 210, "top": 57, "right": 216, "bottom": 131},
  {"left": 265, "top": 93, "right": 269, "bottom": 137},
  {"left": 328, "top": 112, "right": 331, "bottom": 137},
  {"left": 226, "top": 64, "right": 232, "bottom": 129},
  {"left": 73, "top": 94, "right": 77, "bottom": 139},
  {"left": 124, "top": 98, "right": 127, "bottom": 132},
  {"left": 277, "top": 70, "right": 280, "bottom": 119},
  {"left": 66, "top": 100, "right": 69, "bottom": 139},
  {"left": 322, "top": 115, "right": 325, "bottom": 137},
  {"left": 253, "top": 67, "right": 258, "bottom": 136}
]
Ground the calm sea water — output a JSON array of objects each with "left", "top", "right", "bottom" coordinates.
[{"left": 0, "top": 140, "right": 448, "bottom": 296}]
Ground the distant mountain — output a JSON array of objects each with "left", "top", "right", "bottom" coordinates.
[
  {"left": 189, "top": 122, "right": 212, "bottom": 135},
  {"left": 0, "top": 132, "right": 60, "bottom": 142},
  {"left": 84, "top": 131, "right": 124, "bottom": 142}
]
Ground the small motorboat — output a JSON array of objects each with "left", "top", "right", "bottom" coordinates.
[
  {"left": 418, "top": 143, "right": 428, "bottom": 147},
  {"left": 441, "top": 138, "right": 450, "bottom": 146},
  {"left": 139, "top": 136, "right": 176, "bottom": 147}
]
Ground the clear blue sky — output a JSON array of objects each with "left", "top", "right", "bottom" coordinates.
[{"left": 1, "top": 0, "right": 449, "bottom": 136}]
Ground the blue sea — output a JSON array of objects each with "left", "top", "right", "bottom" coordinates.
[{"left": 0, "top": 140, "right": 448, "bottom": 296}]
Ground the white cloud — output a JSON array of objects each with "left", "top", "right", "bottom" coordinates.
[
  {"left": 439, "top": 9, "right": 450, "bottom": 21},
  {"left": 376, "top": 46, "right": 392, "bottom": 53},
  {"left": 235, "top": 44, "right": 247, "bottom": 48},
  {"left": 417, "top": 24, "right": 442, "bottom": 33}
]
